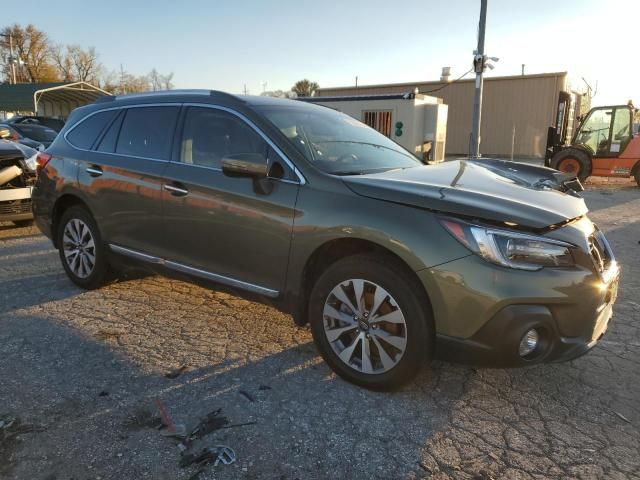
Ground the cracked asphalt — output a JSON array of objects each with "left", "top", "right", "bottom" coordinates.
[{"left": 1, "top": 179, "right": 639, "bottom": 480}]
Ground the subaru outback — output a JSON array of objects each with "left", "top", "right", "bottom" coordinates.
[{"left": 32, "top": 91, "right": 619, "bottom": 389}]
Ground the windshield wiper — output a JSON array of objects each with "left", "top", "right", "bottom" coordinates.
[
  {"left": 331, "top": 170, "right": 367, "bottom": 176},
  {"left": 314, "top": 140, "right": 395, "bottom": 151}
]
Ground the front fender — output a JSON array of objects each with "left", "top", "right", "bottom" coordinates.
[{"left": 284, "top": 185, "right": 471, "bottom": 302}]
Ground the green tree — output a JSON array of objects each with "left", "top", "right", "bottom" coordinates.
[{"left": 292, "top": 79, "right": 319, "bottom": 97}]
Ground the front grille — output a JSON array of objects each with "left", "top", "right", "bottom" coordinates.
[
  {"left": 588, "top": 229, "right": 613, "bottom": 274},
  {"left": 0, "top": 199, "right": 32, "bottom": 215}
]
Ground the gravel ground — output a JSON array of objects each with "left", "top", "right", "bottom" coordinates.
[{"left": 1, "top": 179, "right": 639, "bottom": 480}]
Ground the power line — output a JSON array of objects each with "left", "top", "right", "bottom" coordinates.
[{"left": 422, "top": 68, "right": 474, "bottom": 94}]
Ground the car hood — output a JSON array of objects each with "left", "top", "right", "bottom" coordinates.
[
  {"left": 342, "top": 159, "right": 588, "bottom": 230},
  {"left": 19, "top": 138, "right": 46, "bottom": 149},
  {"left": 0, "top": 139, "right": 36, "bottom": 160}
]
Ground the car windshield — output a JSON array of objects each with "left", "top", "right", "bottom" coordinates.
[
  {"left": 13, "top": 124, "right": 58, "bottom": 142},
  {"left": 256, "top": 104, "right": 421, "bottom": 175}
]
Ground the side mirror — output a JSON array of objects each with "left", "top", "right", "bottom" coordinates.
[
  {"left": 222, "top": 153, "right": 268, "bottom": 178},
  {"left": 0, "top": 127, "right": 11, "bottom": 139}
]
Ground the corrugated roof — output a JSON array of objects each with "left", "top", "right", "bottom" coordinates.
[
  {"left": 317, "top": 72, "right": 568, "bottom": 94},
  {"left": 0, "top": 83, "right": 67, "bottom": 110},
  {"left": 0, "top": 82, "right": 110, "bottom": 112}
]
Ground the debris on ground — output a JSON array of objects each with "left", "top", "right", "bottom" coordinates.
[
  {"left": 156, "top": 399, "right": 186, "bottom": 437},
  {"left": 186, "top": 408, "right": 229, "bottom": 442},
  {"left": 165, "top": 366, "right": 188, "bottom": 379},
  {"left": 613, "top": 411, "right": 631, "bottom": 424},
  {"left": 258, "top": 385, "right": 272, "bottom": 391},
  {"left": 98, "top": 390, "right": 109, "bottom": 397},
  {"left": 149, "top": 406, "right": 255, "bottom": 477},
  {"left": 238, "top": 390, "right": 255, "bottom": 402},
  {"left": 0, "top": 416, "right": 16, "bottom": 431},
  {"left": 179, "top": 445, "right": 236, "bottom": 468},
  {"left": 122, "top": 407, "right": 162, "bottom": 431}
]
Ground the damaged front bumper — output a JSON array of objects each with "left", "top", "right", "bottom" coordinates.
[
  {"left": 0, "top": 186, "right": 33, "bottom": 221},
  {"left": 0, "top": 159, "right": 35, "bottom": 222}
]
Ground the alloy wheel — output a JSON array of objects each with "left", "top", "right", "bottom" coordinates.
[
  {"left": 62, "top": 218, "right": 96, "bottom": 279},
  {"left": 323, "top": 279, "right": 408, "bottom": 374}
]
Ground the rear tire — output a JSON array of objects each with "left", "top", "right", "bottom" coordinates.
[
  {"left": 634, "top": 168, "right": 640, "bottom": 187},
  {"left": 308, "top": 254, "right": 433, "bottom": 390},
  {"left": 57, "top": 205, "right": 108, "bottom": 290},
  {"left": 551, "top": 149, "right": 591, "bottom": 182}
]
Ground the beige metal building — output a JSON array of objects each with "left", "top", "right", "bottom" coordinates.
[
  {"left": 305, "top": 93, "right": 448, "bottom": 161},
  {"left": 316, "top": 72, "right": 585, "bottom": 159}
]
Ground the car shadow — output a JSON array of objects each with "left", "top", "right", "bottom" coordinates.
[
  {"left": 0, "top": 309, "right": 469, "bottom": 479},
  {"left": 2, "top": 220, "right": 639, "bottom": 478}
]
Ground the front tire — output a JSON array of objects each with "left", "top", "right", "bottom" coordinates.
[
  {"left": 57, "top": 205, "right": 108, "bottom": 290},
  {"left": 308, "top": 254, "right": 433, "bottom": 390},
  {"left": 551, "top": 149, "right": 592, "bottom": 182}
]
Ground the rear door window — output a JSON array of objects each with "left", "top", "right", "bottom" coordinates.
[
  {"left": 66, "top": 110, "right": 118, "bottom": 149},
  {"left": 96, "top": 110, "right": 124, "bottom": 153},
  {"left": 116, "top": 106, "right": 179, "bottom": 160}
]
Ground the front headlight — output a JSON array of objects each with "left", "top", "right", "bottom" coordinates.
[{"left": 440, "top": 218, "right": 575, "bottom": 271}]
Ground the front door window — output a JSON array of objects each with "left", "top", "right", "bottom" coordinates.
[{"left": 577, "top": 108, "right": 613, "bottom": 156}]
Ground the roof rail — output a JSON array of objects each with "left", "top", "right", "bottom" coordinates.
[
  {"left": 95, "top": 89, "right": 244, "bottom": 104},
  {"left": 209, "top": 90, "right": 244, "bottom": 103}
]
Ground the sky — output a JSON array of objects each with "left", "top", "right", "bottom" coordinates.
[{"left": 5, "top": 0, "right": 639, "bottom": 105}]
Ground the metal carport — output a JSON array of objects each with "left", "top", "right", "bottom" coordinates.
[{"left": 0, "top": 82, "right": 111, "bottom": 119}]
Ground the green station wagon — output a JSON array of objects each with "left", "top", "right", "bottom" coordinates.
[{"left": 32, "top": 91, "right": 620, "bottom": 389}]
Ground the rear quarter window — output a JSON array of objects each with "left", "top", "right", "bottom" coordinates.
[
  {"left": 66, "top": 110, "right": 118, "bottom": 149},
  {"left": 115, "top": 106, "right": 179, "bottom": 160}
]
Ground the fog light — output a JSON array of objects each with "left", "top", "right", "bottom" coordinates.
[{"left": 519, "top": 329, "right": 539, "bottom": 357}]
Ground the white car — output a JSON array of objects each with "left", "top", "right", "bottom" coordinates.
[{"left": 0, "top": 131, "right": 38, "bottom": 227}]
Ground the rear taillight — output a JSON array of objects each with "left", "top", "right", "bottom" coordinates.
[{"left": 36, "top": 152, "right": 52, "bottom": 171}]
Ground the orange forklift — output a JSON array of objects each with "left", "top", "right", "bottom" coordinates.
[{"left": 546, "top": 103, "right": 640, "bottom": 186}]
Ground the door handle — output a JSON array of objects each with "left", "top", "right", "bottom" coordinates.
[
  {"left": 164, "top": 183, "right": 189, "bottom": 196},
  {"left": 86, "top": 166, "right": 103, "bottom": 177}
]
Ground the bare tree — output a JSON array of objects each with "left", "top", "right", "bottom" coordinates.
[
  {"left": 51, "top": 44, "right": 101, "bottom": 83},
  {"left": 291, "top": 79, "right": 319, "bottom": 97},
  {"left": 148, "top": 69, "right": 174, "bottom": 91},
  {"left": 261, "top": 90, "right": 297, "bottom": 99},
  {"left": 51, "top": 44, "right": 73, "bottom": 81},
  {"left": 148, "top": 68, "right": 162, "bottom": 91},
  {"left": 160, "top": 72, "right": 174, "bottom": 90},
  {"left": 101, "top": 68, "right": 152, "bottom": 95}
]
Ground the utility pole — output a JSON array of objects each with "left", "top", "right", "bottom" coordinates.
[
  {"left": 9, "top": 34, "right": 16, "bottom": 85},
  {"left": 243, "top": 84, "right": 248, "bottom": 95},
  {"left": 470, "top": 0, "right": 488, "bottom": 159},
  {"left": 355, "top": 76, "right": 358, "bottom": 89},
  {"left": 0, "top": 33, "right": 17, "bottom": 84},
  {"left": 120, "top": 64, "right": 126, "bottom": 94}
]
